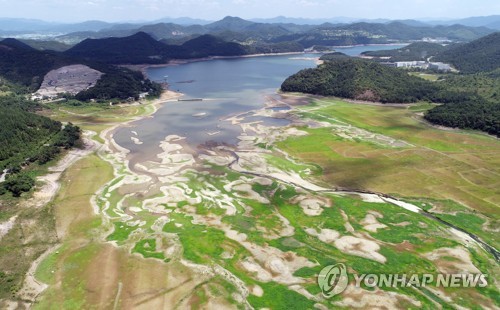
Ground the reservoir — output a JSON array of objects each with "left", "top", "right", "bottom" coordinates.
[{"left": 114, "top": 44, "right": 407, "bottom": 158}]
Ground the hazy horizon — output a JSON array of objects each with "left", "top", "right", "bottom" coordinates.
[{"left": 0, "top": 0, "right": 499, "bottom": 23}]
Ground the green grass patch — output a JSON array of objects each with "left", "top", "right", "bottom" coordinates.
[
  {"left": 106, "top": 222, "right": 138, "bottom": 243},
  {"left": 132, "top": 239, "right": 166, "bottom": 260}
]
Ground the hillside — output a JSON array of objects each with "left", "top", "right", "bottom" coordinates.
[
  {"left": 19, "top": 39, "right": 73, "bottom": 52},
  {"left": 64, "top": 31, "right": 176, "bottom": 64},
  {"left": 0, "top": 38, "right": 161, "bottom": 100},
  {"left": 0, "top": 96, "right": 59, "bottom": 171},
  {"left": 425, "top": 100, "right": 500, "bottom": 136},
  {"left": 362, "top": 42, "right": 450, "bottom": 61},
  {"left": 281, "top": 58, "right": 438, "bottom": 103},
  {"left": 429, "top": 15, "right": 500, "bottom": 30},
  {"left": 204, "top": 16, "right": 255, "bottom": 32},
  {"left": 138, "top": 23, "right": 206, "bottom": 40},
  {"left": 179, "top": 34, "right": 247, "bottom": 57},
  {"left": 434, "top": 32, "right": 500, "bottom": 73},
  {"left": 281, "top": 53, "right": 500, "bottom": 136},
  {"left": 423, "top": 72, "right": 500, "bottom": 136},
  {"left": 0, "top": 38, "right": 77, "bottom": 89},
  {"left": 65, "top": 32, "right": 250, "bottom": 64},
  {"left": 319, "top": 51, "right": 350, "bottom": 61},
  {"left": 74, "top": 66, "right": 161, "bottom": 101},
  {"left": 0, "top": 96, "right": 81, "bottom": 196}
]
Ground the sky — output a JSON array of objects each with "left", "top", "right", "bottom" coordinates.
[{"left": 0, "top": 0, "right": 499, "bottom": 22}]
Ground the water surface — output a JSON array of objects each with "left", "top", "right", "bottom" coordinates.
[{"left": 114, "top": 45, "right": 408, "bottom": 158}]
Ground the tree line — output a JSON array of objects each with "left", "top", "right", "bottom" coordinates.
[
  {"left": 281, "top": 58, "right": 500, "bottom": 136},
  {"left": 0, "top": 96, "right": 81, "bottom": 197}
]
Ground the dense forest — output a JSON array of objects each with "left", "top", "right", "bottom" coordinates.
[
  {"left": 438, "top": 73, "right": 500, "bottom": 103},
  {"left": 421, "top": 72, "right": 500, "bottom": 136},
  {"left": 319, "top": 52, "right": 350, "bottom": 61},
  {"left": 0, "top": 96, "right": 81, "bottom": 196},
  {"left": 361, "top": 42, "right": 450, "bottom": 61},
  {"left": 422, "top": 33, "right": 500, "bottom": 135},
  {"left": 281, "top": 58, "right": 440, "bottom": 103},
  {"left": 178, "top": 34, "right": 247, "bottom": 58},
  {"left": 64, "top": 32, "right": 249, "bottom": 64},
  {"left": 64, "top": 32, "right": 178, "bottom": 64},
  {"left": 434, "top": 32, "right": 500, "bottom": 73},
  {"left": 75, "top": 67, "right": 162, "bottom": 101},
  {"left": 425, "top": 100, "right": 500, "bottom": 136},
  {"left": 281, "top": 57, "right": 500, "bottom": 136},
  {"left": 0, "top": 38, "right": 77, "bottom": 89}
]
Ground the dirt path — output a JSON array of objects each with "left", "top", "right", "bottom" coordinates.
[
  {"left": 23, "top": 131, "right": 98, "bottom": 209},
  {"left": 17, "top": 245, "right": 60, "bottom": 302}
]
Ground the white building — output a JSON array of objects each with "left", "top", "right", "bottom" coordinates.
[{"left": 428, "top": 62, "right": 453, "bottom": 72}]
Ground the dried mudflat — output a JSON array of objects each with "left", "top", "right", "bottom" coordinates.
[{"left": 19, "top": 93, "right": 500, "bottom": 309}]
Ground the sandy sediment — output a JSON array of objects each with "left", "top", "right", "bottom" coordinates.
[
  {"left": 0, "top": 215, "right": 18, "bottom": 241},
  {"left": 291, "top": 195, "right": 330, "bottom": 216},
  {"left": 360, "top": 211, "right": 388, "bottom": 233},
  {"left": 334, "top": 285, "right": 421, "bottom": 309},
  {"left": 17, "top": 244, "right": 60, "bottom": 302},
  {"left": 424, "top": 246, "right": 481, "bottom": 274}
]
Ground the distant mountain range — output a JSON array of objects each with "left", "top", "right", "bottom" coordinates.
[
  {"left": 1, "top": 14, "right": 499, "bottom": 37},
  {"left": 426, "top": 15, "right": 500, "bottom": 30},
  {"left": 38, "top": 16, "right": 493, "bottom": 50}
]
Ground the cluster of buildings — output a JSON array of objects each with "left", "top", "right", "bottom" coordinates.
[{"left": 382, "top": 61, "right": 453, "bottom": 72}]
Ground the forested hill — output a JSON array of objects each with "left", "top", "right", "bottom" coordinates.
[
  {"left": 319, "top": 52, "right": 350, "bottom": 61},
  {"left": 361, "top": 42, "right": 450, "bottom": 61},
  {"left": 65, "top": 32, "right": 248, "bottom": 64},
  {"left": 0, "top": 37, "right": 162, "bottom": 99},
  {"left": 433, "top": 32, "right": 500, "bottom": 73},
  {"left": 179, "top": 34, "right": 247, "bottom": 58},
  {"left": 281, "top": 58, "right": 439, "bottom": 103},
  {"left": 0, "top": 38, "right": 77, "bottom": 89},
  {"left": 425, "top": 100, "right": 500, "bottom": 137},
  {"left": 281, "top": 57, "right": 500, "bottom": 136},
  {"left": 64, "top": 31, "right": 178, "bottom": 64},
  {"left": 0, "top": 96, "right": 81, "bottom": 196}
]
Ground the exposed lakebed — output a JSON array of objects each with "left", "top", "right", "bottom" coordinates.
[{"left": 96, "top": 46, "right": 498, "bottom": 308}]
